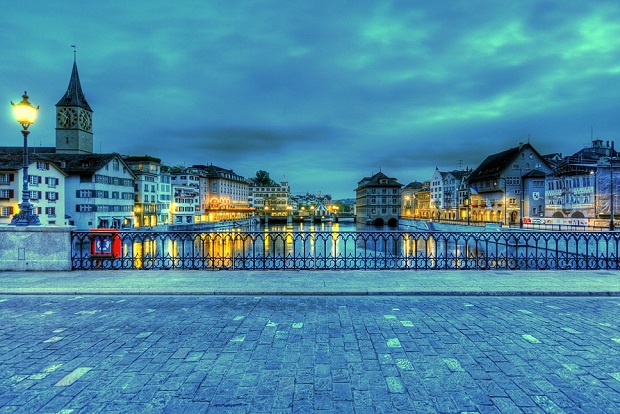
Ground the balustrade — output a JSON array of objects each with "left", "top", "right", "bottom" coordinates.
[{"left": 71, "top": 230, "right": 620, "bottom": 270}]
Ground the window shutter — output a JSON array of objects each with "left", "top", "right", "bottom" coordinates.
[
  {"left": 37, "top": 191, "right": 42, "bottom": 199},
  {"left": 45, "top": 177, "right": 49, "bottom": 184},
  {"left": 9, "top": 206, "right": 14, "bottom": 214},
  {"left": 9, "top": 190, "right": 14, "bottom": 198},
  {"left": 9, "top": 174, "right": 14, "bottom": 182},
  {"left": 38, "top": 176, "right": 42, "bottom": 184}
]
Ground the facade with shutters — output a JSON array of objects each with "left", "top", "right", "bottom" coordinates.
[{"left": 0, "top": 156, "right": 67, "bottom": 226}]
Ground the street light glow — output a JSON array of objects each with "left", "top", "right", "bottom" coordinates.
[{"left": 11, "top": 91, "right": 39, "bottom": 128}]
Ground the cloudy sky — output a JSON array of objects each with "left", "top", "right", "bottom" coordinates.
[{"left": 2, "top": 1, "right": 620, "bottom": 199}]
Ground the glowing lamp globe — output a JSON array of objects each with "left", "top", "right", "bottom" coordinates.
[{"left": 11, "top": 91, "right": 39, "bottom": 128}]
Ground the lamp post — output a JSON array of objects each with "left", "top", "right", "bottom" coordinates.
[
  {"left": 465, "top": 197, "right": 471, "bottom": 226},
  {"left": 10, "top": 91, "right": 40, "bottom": 226},
  {"left": 590, "top": 170, "right": 596, "bottom": 219},
  {"left": 610, "top": 160, "right": 616, "bottom": 231},
  {"left": 519, "top": 169, "right": 524, "bottom": 229}
]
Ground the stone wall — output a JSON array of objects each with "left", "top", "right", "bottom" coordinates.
[
  {"left": 398, "top": 218, "right": 504, "bottom": 232},
  {"left": 0, "top": 226, "right": 75, "bottom": 271}
]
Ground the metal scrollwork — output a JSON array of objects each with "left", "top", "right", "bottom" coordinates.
[{"left": 71, "top": 230, "right": 620, "bottom": 271}]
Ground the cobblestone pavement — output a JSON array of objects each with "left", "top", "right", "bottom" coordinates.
[{"left": 1, "top": 295, "right": 619, "bottom": 413}]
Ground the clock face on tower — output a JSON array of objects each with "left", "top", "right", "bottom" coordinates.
[
  {"left": 57, "top": 107, "right": 77, "bottom": 128},
  {"left": 79, "top": 111, "right": 92, "bottom": 131}
]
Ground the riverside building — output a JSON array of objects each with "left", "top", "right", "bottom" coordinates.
[
  {"left": 170, "top": 169, "right": 201, "bottom": 225},
  {"left": 355, "top": 171, "right": 402, "bottom": 226},
  {"left": 429, "top": 168, "right": 470, "bottom": 220},
  {"left": 124, "top": 156, "right": 167, "bottom": 227},
  {"left": 546, "top": 139, "right": 620, "bottom": 225},
  {"left": 189, "top": 164, "right": 253, "bottom": 223},
  {"left": 249, "top": 181, "right": 291, "bottom": 220},
  {"left": 467, "top": 143, "right": 552, "bottom": 225}
]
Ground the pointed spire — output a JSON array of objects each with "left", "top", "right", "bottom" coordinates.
[{"left": 56, "top": 54, "right": 92, "bottom": 111}]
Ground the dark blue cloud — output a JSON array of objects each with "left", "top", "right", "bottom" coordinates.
[{"left": 2, "top": 1, "right": 620, "bottom": 198}]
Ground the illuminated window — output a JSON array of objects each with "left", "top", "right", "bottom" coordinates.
[{"left": 0, "top": 206, "right": 14, "bottom": 217}]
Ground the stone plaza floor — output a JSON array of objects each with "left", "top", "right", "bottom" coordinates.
[{"left": 1, "top": 294, "right": 620, "bottom": 413}]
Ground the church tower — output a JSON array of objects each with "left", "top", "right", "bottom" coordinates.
[{"left": 55, "top": 54, "right": 93, "bottom": 154}]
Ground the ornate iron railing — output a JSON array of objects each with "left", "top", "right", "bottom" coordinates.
[{"left": 71, "top": 230, "right": 620, "bottom": 270}]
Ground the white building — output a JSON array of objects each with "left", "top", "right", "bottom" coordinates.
[
  {"left": 0, "top": 156, "right": 67, "bottom": 226},
  {"left": 158, "top": 170, "right": 171, "bottom": 226},
  {"left": 124, "top": 156, "right": 167, "bottom": 227},
  {"left": 49, "top": 153, "right": 136, "bottom": 229},
  {"left": 249, "top": 181, "right": 291, "bottom": 214},
  {"left": 190, "top": 164, "right": 253, "bottom": 222},
  {"left": 170, "top": 171, "right": 200, "bottom": 224},
  {"left": 429, "top": 168, "right": 469, "bottom": 220}
]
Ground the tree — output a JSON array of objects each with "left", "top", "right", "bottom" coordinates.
[
  {"left": 333, "top": 200, "right": 353, "bottom": 213},
  {"left": 254, "top": 170, "right": 277, "bottom": 186}
]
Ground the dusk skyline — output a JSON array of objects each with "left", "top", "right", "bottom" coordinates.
[{"left": 2, "top": 1, "right": 620, "bottom": 198}]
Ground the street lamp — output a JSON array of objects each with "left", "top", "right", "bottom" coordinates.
[
  {"left": 610, "top": 160, "right": 616, "bottom": 231},
  {"left": 519, "top": 169, "right": 524, "bottom": 229},
  {"left": 10, "top": 91, "right": 40, "bottom": 226},
  {"left": 590, "top": 170, "right": 596, "bottom": 219}
]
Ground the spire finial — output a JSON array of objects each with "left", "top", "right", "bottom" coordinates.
[{"left": 71, "top": 44, "right": 76, "bottom": 62}]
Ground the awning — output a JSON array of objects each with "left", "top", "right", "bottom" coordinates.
[{"left": 204, "top": 207, "right": 256, "bottom": 212}]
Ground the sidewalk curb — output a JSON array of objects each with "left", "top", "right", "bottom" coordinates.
[{"left": 1, "top": 290, "right": 619, "bottom": 296}]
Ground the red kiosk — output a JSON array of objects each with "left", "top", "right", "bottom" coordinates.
[{"left": 90, "top": 228, "right": 121, "bottom": 259}]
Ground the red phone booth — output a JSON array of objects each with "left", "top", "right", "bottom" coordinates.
[{"left": 90, "top": 228, "right": 121, "bottom": 258}]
